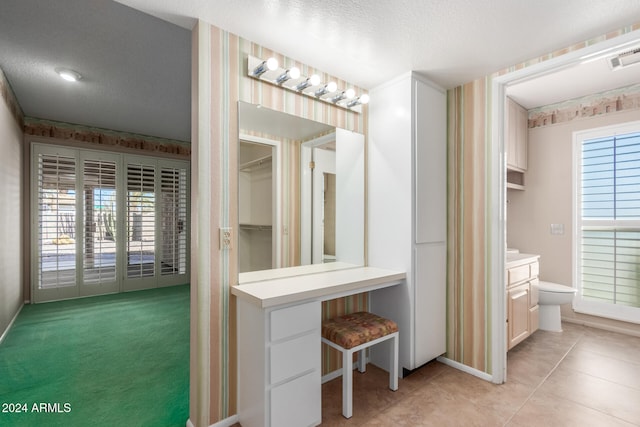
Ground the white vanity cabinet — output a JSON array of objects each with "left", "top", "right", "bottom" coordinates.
[
  {"left": 233, "top": 266, "right": 405, "bottom": 426},
  {"left": 368, "top": 72, "right": 447, "bottom": 372},
  {"left": 237, "top": 299, "right": 322, "bottom": 427}
]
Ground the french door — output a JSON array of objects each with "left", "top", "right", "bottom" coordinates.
[{"left": 31, "top": 144, "right": 189, "bottom": 303}]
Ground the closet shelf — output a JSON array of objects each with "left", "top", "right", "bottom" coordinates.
[{"left": 240, "top": 223, "right": 272, "bottom": 231}]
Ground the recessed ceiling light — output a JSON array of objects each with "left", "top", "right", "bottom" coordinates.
[{"left": 55, "top": 68, "right": 82, "bottom": 82}]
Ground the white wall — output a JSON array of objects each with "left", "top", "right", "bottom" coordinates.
[
  {"left": 0, "top": 85, "right": 23, "bottom": 340},
  {"left": 507, "top": 108, "right": 640, "bottom": 335}
]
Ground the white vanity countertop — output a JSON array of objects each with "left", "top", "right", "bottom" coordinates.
[
  {"left": 232, "top": 266, "right": 406, "bottom": 308},
  {"left": 238, "top": 262, "right": 360, "bottom": 284},
  {"left": 506, "top": 253, "right": 540, "bottom": 269}
]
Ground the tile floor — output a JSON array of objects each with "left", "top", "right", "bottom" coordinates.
[{"left": 319, "top": 323, "right": 640, "bottom": 426}]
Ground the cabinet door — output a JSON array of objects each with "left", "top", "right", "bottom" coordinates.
[
  {"left": 414, "top": 79, "right": 446, "bottom": 244},
  {"left": 516, "top": 103, "right": 528, "bottom": 170},
  {"left": 414, "top": 244, "right": 446, "bottom": 365},
  {"left": 506, "top": 98, "right": 518, "bottom": 169},
  {"left": 508, "top": 283, "right": 530, "bottom": 350}
]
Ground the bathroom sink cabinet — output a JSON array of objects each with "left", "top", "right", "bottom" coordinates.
[{"left": 506, "top": 256, "right": 539, "bottom": 350}]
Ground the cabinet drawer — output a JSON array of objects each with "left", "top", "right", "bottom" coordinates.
[
  {"left": 270, "top": 301, "right": 320, "bottom": 342},
  {"left": 270, "top": 333, "right": 320, "bottom": 385},
  {"left": 271, "top": 370, "right": 321, "bottom": 427},
  {"left": 508, "top": 264, "right": 530, "bottom": 286}
]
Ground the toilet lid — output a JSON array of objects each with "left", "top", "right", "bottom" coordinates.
[{"left": 538, "top": 281, "right": 576, "bottom": 293}]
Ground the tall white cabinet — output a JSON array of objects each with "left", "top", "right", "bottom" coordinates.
[{"left": 368, "top": 72, "right": 447, "bottom": 373}]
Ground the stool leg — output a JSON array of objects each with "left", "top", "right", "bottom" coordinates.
[
  {"left": 357, "top": 348, "right": 366, "bottom": 373},
  {"left": 389, "top": 334, "right": 398, "bottom": 391},
  {"left": 343, "top": 348, "right": 353, "bottom": 418}
]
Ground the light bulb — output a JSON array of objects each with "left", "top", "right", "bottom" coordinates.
[
  {"left": 359, "top": 94, "right": 370, "bottom": 104},
  {"left": 266, "top": 57, "right": 278, "bottom": 71},
  {"left": 309, "top": 74, "right": 321, "bottom": 86},
  {"left": 345, "top": 88, "right": 356, "bottom": 99},
  {"left": 326, "top": 81, "right": 337, "bottom": 93},
  {"left": 289, "top": 67, "right": 301, "bottom": 79}
]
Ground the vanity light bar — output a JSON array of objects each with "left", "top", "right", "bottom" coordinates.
[{"left": 247, "top": 55, "right": 367, "bottom": 113}]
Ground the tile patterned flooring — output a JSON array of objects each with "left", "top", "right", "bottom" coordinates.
[{"left": 319, "top": 323, "right": 640, "bottom": 426}]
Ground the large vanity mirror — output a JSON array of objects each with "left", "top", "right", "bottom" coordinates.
[{"left": 238, "top": 101, "right": 364, "bottom": 280}]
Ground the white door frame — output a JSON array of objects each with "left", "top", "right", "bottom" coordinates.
[{"left": 490, "top": 30, "right": 640, "bottom": 384}]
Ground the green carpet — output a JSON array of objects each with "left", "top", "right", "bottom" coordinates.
[{"left": 0, "top": 285, "right": 190, "bottom": 427}]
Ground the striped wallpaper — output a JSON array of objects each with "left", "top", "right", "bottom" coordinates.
[
  {"left": 192, "top": 21, "right": 369, "bottom": 425},
  {"left": 194, "top": 16, "right": 640, "bottom": 425},
  {"left": 446, "top": 22, "right": 640, "bottom": 374}
]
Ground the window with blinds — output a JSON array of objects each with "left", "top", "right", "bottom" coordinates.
[
  {"left": 37, "top": 153, "right": 77, "bottom": 289},
  {"left": 32, "top": 144, "right": 190, "bottom": 303},
  {"left": 160, "top": 167, "right": 188, "bottom": 275},
  {"left": 577, "top": 127, "right": 640, "bottom": 320},
  {"left": 127, "top": 163, "right": 156, "bottom": 278},
  {"left": 83, "top": 159, "right": 117, "bottom": 285}
]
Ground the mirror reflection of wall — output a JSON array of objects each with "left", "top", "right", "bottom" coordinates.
[{"left": 238, "top": 101, "right": 364, "bottom": 275}]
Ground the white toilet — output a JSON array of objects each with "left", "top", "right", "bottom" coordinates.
[{"left": 537, "top": 281, "right": 577, "bottom": 332}]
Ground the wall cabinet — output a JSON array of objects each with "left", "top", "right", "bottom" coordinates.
[
  {"left": 368, "top": 72, "right": 447, "bottom": 372},
  {"left": 506, "top": 97, "right": 528, "bottom": 172},
  {"left": 506, "top": 257, "right": 539, "bottom": 350}
]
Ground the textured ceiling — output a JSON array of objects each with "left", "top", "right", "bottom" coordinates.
[
  {"left": 1, "top": 0, "right": 640, "bottom": 142},
  {"left": 0, "top": 0, "right": 191, "bottom": 141},
  {"left": 117, "top": 0, "right": 640, "bottom": 89}
]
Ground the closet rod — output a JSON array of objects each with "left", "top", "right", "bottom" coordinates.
[{"left": 239, "top": 155, "right": 272, "bottom": 171}]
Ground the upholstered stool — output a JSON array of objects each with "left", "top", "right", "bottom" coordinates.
[{"left": 321, "top": 311, "right": 399, "bottom": 418}]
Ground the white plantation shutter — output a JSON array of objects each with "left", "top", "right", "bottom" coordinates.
[
  {"left": 576, "top": 126, "right": 640, "bottom": 321},
  {"left": 160, "top": 167, "right": 188, "bottom": 276},
  {"left": 126, "top": 163, "right": 156, "bottom": 278},
  {"left": 37, "top": 153, "right": 77, "bottom": 289},
  {"left": 83, "top": 159, "right": 118, "bottom": 285}
]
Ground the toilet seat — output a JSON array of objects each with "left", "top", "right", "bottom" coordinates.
[{"left": 538, "top": 281, "right": 576, "bottom": 294}]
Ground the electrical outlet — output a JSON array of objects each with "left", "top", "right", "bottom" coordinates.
[{"left": 220, "top": 227, "right": 232, "bottom": 250}]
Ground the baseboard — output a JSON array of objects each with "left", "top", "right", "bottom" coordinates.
[
  {"left": 322, "top": 368, "right": 343, "bottom": 384},
  {"left": 0, "top": 303, "right": 24, "bottom": 345},
  {"left": 562, "top": 316, "right": 640, "bottom": 338},
  {"left": 436, "top": 356, "right": 494, "bottom": 383},
  {"left": 186, "top": 414, "right": 239, "bottom": 427}
]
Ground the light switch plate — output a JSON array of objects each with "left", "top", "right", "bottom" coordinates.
[{"left": 550, "top": 223, "right": 564, "bottom": 235}]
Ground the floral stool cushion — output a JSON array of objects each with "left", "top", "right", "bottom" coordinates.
[{"left": 322, "top": 312, "right": 398, "bottom": 349}]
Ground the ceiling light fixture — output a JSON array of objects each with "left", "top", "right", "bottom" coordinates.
[
  {"left": 56, "top": 68, "right": 82, "bottom": 82},
  {"left": 247, "top": 55, "right": 368, "bottom": 112}
]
